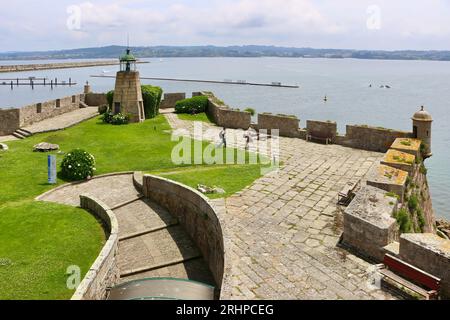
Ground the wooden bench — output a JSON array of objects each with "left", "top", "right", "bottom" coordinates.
[
  {"left": 338, "top": 181, "right": 359, "bottom": 206},
  {"left": 306, "top": 131, "right": 333, "bottom": 145},
  {"left": 379, "top": 254, "right": 441, "bottom": 300}
]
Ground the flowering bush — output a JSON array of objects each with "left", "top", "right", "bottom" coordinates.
[
  {"left": 111, "top": 113, "right": 129, "bottom": 125},
  {"left": 101, "top": 111, "right": 129, "bottom": 125},
  {"left": 61, "top": 149, "right": 96, "bottom": 181},
  {"left": 102, "top": 110, "right": 130, "bottom": 125}
]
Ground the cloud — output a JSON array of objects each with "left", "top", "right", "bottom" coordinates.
[{"left": 2, "top": 0, "right": 450, "bottom": 51}]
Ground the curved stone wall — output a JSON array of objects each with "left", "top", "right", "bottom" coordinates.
[
  {"left": 71, "top": 194, "right": 120, "bottom": 300},
  {"left": 142, "top": 174, "right": 225, "bottom": 292}
]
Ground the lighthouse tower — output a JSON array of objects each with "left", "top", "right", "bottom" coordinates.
[
  {"left": 112, "top": 48, "right": 145, "bottom": 123},
  {"left": 412, "top": 106, "right": 433, "bottom": 158}
]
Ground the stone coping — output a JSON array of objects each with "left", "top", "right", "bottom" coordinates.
[
  {"left": 35, "top": 171, "right": 135, "bottom": 201},
  {"left": 71, "top": 194, "right": 119, "bottom": 300},
  {"left": 383, "top": 149, "right": 416, "bottom": 166},
  {"left": 345, "top": 185, "right": 398, "bottom": 228},
  {"left": 401, "top": 233, "right": 450, "bottom": 259},
  {"left": 370, "top": 164, "right": 408, "bottom": 186}
]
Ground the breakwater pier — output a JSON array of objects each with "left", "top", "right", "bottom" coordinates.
[{"left": 0, "top": 60, "right": 149, "bottom": 73}]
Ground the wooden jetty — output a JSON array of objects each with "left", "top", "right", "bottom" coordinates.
[{"left": 0, "top": 77, "right": 77, "bottom": 89}]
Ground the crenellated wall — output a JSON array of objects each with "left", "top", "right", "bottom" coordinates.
[
  {"left": 0, "top": 94, "right": 87, "bottom": 135},
  {"left": 258, "top": 113, "right": 301, "bottom": 137},
  {"left": 337, "top": 125, "right": 412, "bottom": 153},
  {"left": 160, "top": 93, "right": 186, "bottom": 109}
]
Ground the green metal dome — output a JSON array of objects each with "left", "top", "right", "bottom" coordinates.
[{"left": 120, "top": 49, "right": 136, "bottom": 62}]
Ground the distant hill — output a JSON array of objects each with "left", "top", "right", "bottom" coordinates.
[{"left": 1, "top": 45, "right": 450, "bottom": 61}]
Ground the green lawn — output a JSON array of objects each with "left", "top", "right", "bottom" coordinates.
[
  {"left": 177, "top": 112, "right": 213, "bottom": 123},
  {"left": 149, "top": 164, "right": 261, "bottom": 199},
  {"left": 0, "top": 115, "right": 264, "bottom": 299}
]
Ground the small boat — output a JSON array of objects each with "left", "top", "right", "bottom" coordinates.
[{"left": 385, "top": 85, "right": 391, "bottom": 89}]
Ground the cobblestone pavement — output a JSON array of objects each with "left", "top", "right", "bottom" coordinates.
[
  {"left": 23, "top": 107, "right": 98, "bottom": 134},
  {"left": 165, "top": 113, "right": 396, "bottom": 300},
  {"left": 38, "top": 173, "right": 215, "bottom": 287}
]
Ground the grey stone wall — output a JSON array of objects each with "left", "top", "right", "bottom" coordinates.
[
  {"left": 337, "top": 125, "right": 412, "bottom": 153},
  {"left": 200, "top": 93, "right": 251, "bottom": 130},
  {"left": 306, "top": 120, "right": 337, "bottom": 142},
  {"left": 257, "top": 113, "right": 300, "bottom": 137},
  {"left": 72, "top": 195, "right": 120, "bottom": 300},
  {"left": 19, "top": 95, "right": 84, "bottom": 128},
  {"left": 85, "top": 93, "right": 107, "bottom": 107},
  {"left": 399, "top": 233, "right": 450, "bottom": 298},
  {"left": 160, "top": 93, "right": 186, "bottom": 109},
  {"left": 143, "top": 174, "right": 225, "bottom": 289},
  {"left": 343, "top": 185, "right": 399, "bottom": 262},
  {"left": 0, "top": 108, "right": 20, "bottom": 135}
]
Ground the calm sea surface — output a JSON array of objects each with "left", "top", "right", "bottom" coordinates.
[{"left": 1, "top": 57, "right": 449, "bottom": 220}]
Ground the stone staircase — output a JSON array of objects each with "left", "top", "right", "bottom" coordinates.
[
  {"left": 12, "top": 128, "right": 33, "bottom": 140},
  {"left": 112, "top": 197, "right": 215, "bottom": 286}
]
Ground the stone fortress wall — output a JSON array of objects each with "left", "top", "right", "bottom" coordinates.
[
  {"left": 0, "top": 94, "right": 87, "bottom": 135},
  {"left": 0, "top": 91, "right": 113, "bottom": 136}
]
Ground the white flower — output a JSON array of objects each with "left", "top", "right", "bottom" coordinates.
[{"left": 68, "top": 165, "right": 72, "bottom": 168}]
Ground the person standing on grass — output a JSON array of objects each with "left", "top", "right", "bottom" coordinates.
[
  {"left": 219, "top": 127, "right": 227, "bottom": 148},
  {"left": 244, "top": 130, "right": 252, "bottom": 150}
]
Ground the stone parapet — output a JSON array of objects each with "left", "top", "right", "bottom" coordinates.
[
  {"left": 343, "top": 185, "right": 399, "bottom": 262},
  {"left": 160, "top": 93, "right": 186, "bottom": 109},
  {"left": 399, "top": 233, "right": 450, "bottom": 298},
  {"left": 71, "top": 195, "right": 120, "bottom": 300},
  {"left": 142, "top": 174, "right": 225, "bottom": 292},
  {"left": 258, "top": 113, "right": 300, "bottom": 138}
]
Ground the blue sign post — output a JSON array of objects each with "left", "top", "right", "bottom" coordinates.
[{"left": 48, "top": 155, "right": 57, "bottom": 184}]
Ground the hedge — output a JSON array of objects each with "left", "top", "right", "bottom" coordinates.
[
  {"left": 105, "top": 86, "right": 163, "bottom": 119},
  {"left": 141, "top": 85, "right": 163, "bottom": 119},
  {"left": 175, "top": 96, "right": 209, "bottom": 114}
]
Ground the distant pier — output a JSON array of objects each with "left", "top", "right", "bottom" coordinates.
[
  {"left": 91, "top": 75, "right": 299, "bottom": 88},
  {"left": 0, "top": 60, "right": 149, "bottom": 73}
]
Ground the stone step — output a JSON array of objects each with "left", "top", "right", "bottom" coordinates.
[
  {"left": 118, "top": 225, "right": 201, "bottom": 277},
  {"left": 120, "top": 257, "right": 216, "bottom": 287},
  {"left": 110, "top": 195, "right": 144, "bottom": 211},
  {"left": 383, "top": 241, "right": 400, "bottom": 258},
  {"left": 17, "top": 128, "right": 32, "bottom": 136},
  {"left": 113, "top": 198, "right": 178, "bottom": 239},
  {"left": 12, "top": 131, "right": 26, "bottom": 139},
  {"left": 79, "top": 101, "right": 89, "bottom": 108}
]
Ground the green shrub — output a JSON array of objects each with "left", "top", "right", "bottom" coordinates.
[
  {"left": 395, "top": 208, "right": 412, "bottom": 233},
  {"left": 408, "top": 194, "right": 419, "bottom": 212},
  {"left": 244, "top": 108, "right": 256, "bottom": 116},
  {"left": 106, "top": 90, "right": 114, "bottom": 108},
  {"left": 141, "top": 85, "right": 163, "bottom": 119},
  {"left": 98, "top": 105, "right": 108, "bottom": 115},
  {"left": 417, "top": 208, "right": 425, "bottom": 231},
  {"left": 101, "top": 110, "right": 114, "bottom": 124},
  {"left": 175, "top": 96, "right": 209, "bottom": 114},
  {"left": 420, "top": 163, "right": 428, "bottom": 175},
  {"left": 61, "top": 149, "right": 96, "bottom": 181}
]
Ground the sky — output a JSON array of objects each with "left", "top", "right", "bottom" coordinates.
[{"left": 1, "top": 0, "right": 450, "bottom": 52}]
